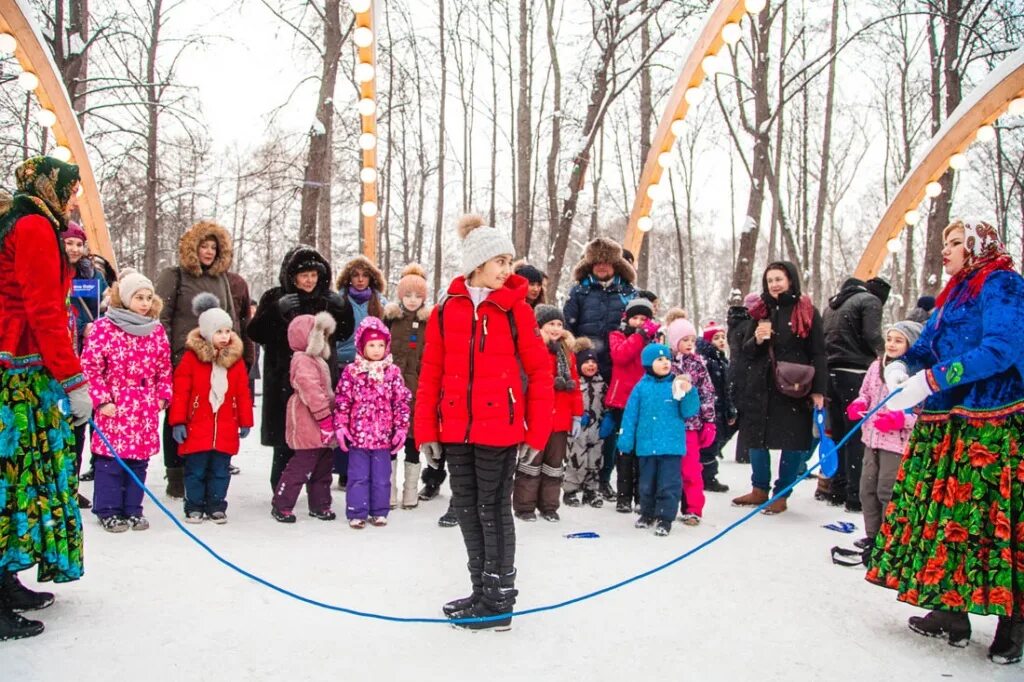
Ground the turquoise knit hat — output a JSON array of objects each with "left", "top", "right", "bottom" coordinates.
[{"left": 641, "top": 343, "right": 672, "bottom": 368}]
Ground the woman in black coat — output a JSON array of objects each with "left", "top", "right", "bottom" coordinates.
[
  {"left": 731, "top": 261, "right": 827, "bottom": 514},
  {"left": 247, "top": 246, "right": 354, "bottom": 490}
]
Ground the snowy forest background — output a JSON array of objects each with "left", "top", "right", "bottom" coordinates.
[{"left": 2, "top": 0, "right": 1023, "bottom": 326}]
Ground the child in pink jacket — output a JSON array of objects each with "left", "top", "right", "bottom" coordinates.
[
  {"left": 606, "top": 297, "right": 659, "bottom": 513},
  {"left": 666, "top": 317, "right": 716, "bottom": 526},
  {"left": 271, "top": 312, "right": 338, "bottom": 523},
  {"left": 80, "top": 272, "right": 172, "bottom": 532},
  {"left": 334, "top": 317, "right": 411, "bottom": 529},
  {"left": 846, "top": 320, "right": 923, "bottom": 546}
]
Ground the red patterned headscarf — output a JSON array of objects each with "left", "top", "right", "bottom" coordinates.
[{"left": 935, "top": 219, "right": 1015, "bottom": 308}]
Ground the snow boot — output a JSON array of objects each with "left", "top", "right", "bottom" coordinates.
[
  {"left": 402, "top": 462, "right": 421, "bottom": 509},
  {"left": 731, "top": 488, "right": 769, "bottom": 507},
  {"left": 762, "top": 497, "right": 788, "bottom": 515},
  {"left": 703, "top": 477, "right": 729, "bottom": 493},
  {"left": 0, "top": 573, "right": 53, "bottom": 613},
  {"left": 654, "top": 520, "right": 671, "bottom": 536},
  {"left": 582, "top": 489, "right": 603, "bottom": 508},
  {"left": 438, "top": 505, "right": 459, "bottom": 527},
  {"left": 451, "top": 570, "right": 517, "bottom": 632},
  {"left": 598, "top": 481, "right": 615, "bottom": 501},
  {"left": 419, "top": 481, "right": 441, "bottom": 501},
  {"left": 989, "top": 615, "right": 1024, "bottom": 664},
  {"left": 853, "top": 536, "right": 873, "bottom": 550},
  {"left": 540, "top": 510, "right": 560, "bottom": 522},
  {"left": 443, "top": 562, "right": 483, "bottom": 618},
  {"left": 634, "top": 516, "right": 655, "bottom": 529},
  {"left": 390, "top": 464, "right": 398, "bottom": 509},
  {"left": 908, "top": 610, "right": 971, "bottom": 647},
  {"left": 0, "top": 606, "right": 43, "bottom": 641},
  {"left": 165, "top": 467, "right": 185, "bottom": 499},
  {"left": 615, "top": 500, "right": 632, "bottom": 514},
  {"left": 76, "top": 493, "right": 92, "bottom": 509},
  {"left": 515, "top": 511, "right": 537, "bottom": 522},
  {"left": 563, "top": 491, "right": 582, "bottom": 507}
]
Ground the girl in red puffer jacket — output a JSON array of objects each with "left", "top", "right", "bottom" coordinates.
[
  {"left": 606, "top": 297, "right": 660, "bottom": 513},
  {"left": 512, "top": 304, "right": 582, "bottom": 522},
  {"left": 169, "top": 294, "right": 253, "bottom": 524},
  {"left": 415, "top": 214, "right": 553, "bottom": 631}
]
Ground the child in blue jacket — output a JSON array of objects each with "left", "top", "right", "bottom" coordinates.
[{"left": 618, "top": 343, "right": 700, "bottom": 536}]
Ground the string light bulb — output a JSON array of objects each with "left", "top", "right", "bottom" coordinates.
[
  {"left": 354, "top": 61, "right": 375, "bottom": 83},
  {"left": 360, "top": 167, "right": 377, "bottom": 184},
  {"left": 349, "top": 0, "right": 371, "bottom": 13},
  {"left": 701, "top": 54, "right": 720, "bottom": 76},
  {"left": 948, "top": 153, "right": 967, "bottom": 170},
  {"left": 722, "top": 23, "right": 742, "bottom": 46},
  {"left": 975, "top": 125, "right": 996, "bottom": 143},
  {"left": 358, "top": 132, "right": 376, "bottom": 150},
  {"left": 903, "top": 209, "right": 921, "bottom": 226},
  {"left": 17, "top": 71, "right": 39, "bottom": 91},
  {"left": 745, "top": 0, "right": 768, "bottom": 13},
  {"left": 357, "top": 98, "right": 376, "bottom": 117},
  {"left": 886, "top": 238, "right": 901, "bottom": 253},
  {"left": 50, "top": 146, "right": 72, "bottom": 162},
  {"left": 684, "top": 87, "right": 705, "bottom": 105},
  {"left": 670, "top": 118, "right": 685, "bottom": 136},
  {"left": 354, "top": 27, "right": 374, "bottom": 48},
  {"left": 924, "top": 181, "right": 942, "bottom": 198},
  {"left": 0, "top": 33, "right": 16, "bottom": 55},
  {"left": 1008, "top": 98, "right": 1024, "bottom": 116},
  {"left": 360, "top": 201, "right": 378, "bottom": 217},
  {"left": 35, "top": 109, "right": 57, "bottom": 127},
  {"left": 656, "top": 151, "right": 674, "bottom": 169},
  {"left": 637, "top": 216, "right": 653, "bottom": 232},
  {"left": 646, "top": 183, "right": 665, "bottom": 201}
]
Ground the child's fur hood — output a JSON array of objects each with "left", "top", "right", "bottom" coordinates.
[
  {"left": 383, "top": 301, "right": 431, "bottom": 323},
  {"left": 178, "top": 220, "right": 233, "bottom": 277},
  {"left": 184, "top": 328, "right": 244, "bottom": 368},
  {"left": 287, "top": 312, "right": 337, "bottom": 359},
  {"left": 109, "top": 283, "right": 163, "bottom": 320}
]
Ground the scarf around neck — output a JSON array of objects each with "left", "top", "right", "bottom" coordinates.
[
  {"left": 106, "top": 307, "right": 159, "bottom": 337},
  {"left": 348, "top": 285, "right": 372, "bottom": 305},
  {"left": 352, "top": 352, "right": 394, "bottom": 382},
  {"left": 748, "top": 292, "right": 815, "bottom": 339}
]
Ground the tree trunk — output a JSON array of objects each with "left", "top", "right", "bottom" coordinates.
[
  {"left": 514, "top": 0, "right": 533, "bottom": 257},
  {"left": 636, "top": 0, "right": 652, "bottom": 290},
  {"left": 543, "top": 0, "right": 562, "bottom": 266},
  {"left": 299, "top": 0, "right": 342, "bottom": 252},
  {"left": 143, "top": 0, "right": 163, "bottom": 277},
  {"left": 432, "top": 0, "right": 448, "bottom": 299}
]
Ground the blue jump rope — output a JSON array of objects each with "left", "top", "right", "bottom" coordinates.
[{"left": 87, "top": 388, "right": 901, "bottom": 625}]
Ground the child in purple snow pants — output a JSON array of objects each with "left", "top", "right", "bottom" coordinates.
[{"left": 346, "top": 448, "right": 392, "bottom": 519}]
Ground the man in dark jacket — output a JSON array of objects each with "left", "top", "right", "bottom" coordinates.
[
  {"left": 822, "top": 275, "right": 889, "bottom": 511},
  {"left": 247, "top": 245, "right": 354, "bottom": 490},
  {"left": 563, "top": 237, "right": 637, "bottom": 500}
]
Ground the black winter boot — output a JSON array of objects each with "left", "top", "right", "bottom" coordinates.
[
  {"left": 443, "top": 562, "right": 483, "bottom": 618},
  {"left": 438, "top": 505, "right": 459, "bottom": 527},
  {"left": 418, "top": 482, "right": 441, "bottom": 501},
  {"left": 165, "top": 467, "right": 185, "bottom": 499},
  {"left": 451, "top": 570, "right": 517, "bottom": 631},
  {"left": 598, "top": 481, "right": 615, "bottom": 501},
  {"left": 988, "top": 615, "right": 1024, "bottom": 665},
  {"left": 0, "top": 606, "right": 44, "bottom": 641},
  {"left": 908, "top": 610, "right": 971, "bottom": 647},
  {"left": 0, "top": 572, "right": 54, "bottom": 612}
]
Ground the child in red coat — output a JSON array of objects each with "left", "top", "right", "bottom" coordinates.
[
  {"left": 169, "top": 294, "right": 253, "bottom": 524},
  {"left": 606, "top": 297, "right": 660, "bottom": 513},
  {"left": 513, "top": 305, "right": 582, "bottom": 522}
]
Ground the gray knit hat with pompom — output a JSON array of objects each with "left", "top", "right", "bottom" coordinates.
[
  {"left": 193, "top": 293, "right": 233, "bottom": 342},
  {"left": 458, "top": 214, "right": 515, "bottom": 277}
]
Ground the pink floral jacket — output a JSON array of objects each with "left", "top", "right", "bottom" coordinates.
[
  {"left": 81, "top": 317, "right": 173, "bottom": 459},
  {"left": 334, "top": 355, "right": 412, "bottom": 451}
]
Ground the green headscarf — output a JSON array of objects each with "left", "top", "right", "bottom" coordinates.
[{"left": 0, "top": 155, "right": 81, "bottom": 250}]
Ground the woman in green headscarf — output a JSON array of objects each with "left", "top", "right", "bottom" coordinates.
[{"left": 0, "top": 156, "right": 93, "bottom": 641}]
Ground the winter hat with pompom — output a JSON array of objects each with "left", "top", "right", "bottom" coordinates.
[
  {"left": 574, "top": 336, "right": 598, "bottom": 373},
  {"left": 458, "top": 214, "right": 515, "bottom": 277},
  {"left": 666, "top": 317, "right": 697, "bottom": 354},
  {"left": 193, "top": 292, "right": 233, "bottom": 342},
  {"left": 396, "top": 263, "right": 428, "bottom": 299},
  {"left": 117, "top": 270, "right": 155, "bottom": 306},
  {"left": 702, "top": 320, "right": 725, "bottom": 343},
  {"left": 534, "top": 304, "right": 564, "bottom": 328}
]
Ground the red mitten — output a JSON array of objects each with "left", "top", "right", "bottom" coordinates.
[
  {"left": 318, "top": 416, "right": 335, "bottom": 445},
  {"left": 874, "top": 410, "right": 906, "bottom": 433},
  {"left": 846, "top": 399, "right": 868, "bottom": 422},
  {"left": 641, "top": 319, "right": 661, "bottom": 339},
  {"left": 698, "top": 422, "right": 717, "bottom": 449}
]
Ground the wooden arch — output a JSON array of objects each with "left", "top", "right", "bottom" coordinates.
[
  {"left": 853, "top": 46, "right": 1024, "bottom": 279},
  {"left": 0, "top": 0, "right": 113, "bottom": 265},
  {"left": 624, "top": 0, "right": 758, "bottom": 255}
]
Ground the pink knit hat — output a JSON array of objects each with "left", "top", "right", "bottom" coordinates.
[
  {"left": 63, "top": 221, "right": 87, "bottom": 242},
  {"left": 702, "top": 320, "right": 725, "bottom": 342},
  {"left": 666, "top": 318, "right": 697, "bottom": 353}
]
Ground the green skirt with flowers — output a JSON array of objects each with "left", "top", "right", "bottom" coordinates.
[
  {"left": 866, "top": 414, "right": 1024, "bottom": 616},
  {"left": 0, "top": 365, "right": 84, "bottom": 582}
]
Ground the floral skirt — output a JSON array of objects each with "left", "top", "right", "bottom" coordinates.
[
  {"left": 0, "top": 365, "right": 84, "bottom": 582},
  {"left": 866, "top": 414, "right": 1024, "bottom": 616}
]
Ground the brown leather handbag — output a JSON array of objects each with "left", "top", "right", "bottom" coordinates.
[{"left": 769, "top": 344, "right": 814, "bottom": 399}]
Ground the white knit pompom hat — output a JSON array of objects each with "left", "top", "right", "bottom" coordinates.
[
  {"left": 458, "top": 214, "right": 515, "bottom": 277},
  {"left": 192, "top": 293, "right": 233, "bottom": 342}
]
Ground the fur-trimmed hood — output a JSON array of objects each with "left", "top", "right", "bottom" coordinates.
[
  {"left": 383, "top": 301, "right": 431, "bottom": 323},
  {"left": 287, "top": 312, "right": 337, "bottom": 358},
  {"left": 178, "top": 221, "right": 234, "bottom": 277},
  {"left": 184, "top": 328, "right": 244, "bottom": 368},
  {"left": 572, "top": 237, "right": 636, "bottom": 284},
  {"left": 353, "top": 316, "right": 392, "bottom": 356},
  {"left": 335, "top": 255, "right": 386, "bottom": 294},
  {"left": 279, "top": 244, "right": 333, "bottom": 297},
  {"left": 109, "top": 282, "right": 163, "bottom": 320}
]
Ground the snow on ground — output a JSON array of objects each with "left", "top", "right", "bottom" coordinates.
[{"left": 1, "top": 406, "right": 1016, "bottom": 681}]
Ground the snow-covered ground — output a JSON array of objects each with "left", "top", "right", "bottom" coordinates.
[{"left": 2, "top": 407, "right": 1015, "bottom": 681}]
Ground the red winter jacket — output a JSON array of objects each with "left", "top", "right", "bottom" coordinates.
[
  {"left": 0, "top": 214, "right": 85, "bottom": 390},
  {"left": 605, "top": 329, "right": 650, "bottom": 409},
  {"left": 415, "top": 274, "right": 554, "bottom": 451},
  {"left": 168, "top": 330, "right": 254, "bottom": 456},
  {"left": 550, "top": 345, "right": 584, "bottom": 433}
]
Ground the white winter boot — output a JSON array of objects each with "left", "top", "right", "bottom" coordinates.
[
  {"left": 390, "top": 463, "right": 398, "bottom": 509},
  {"left": 403, "top": 462, "right": 422, "bottom": 509}
]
